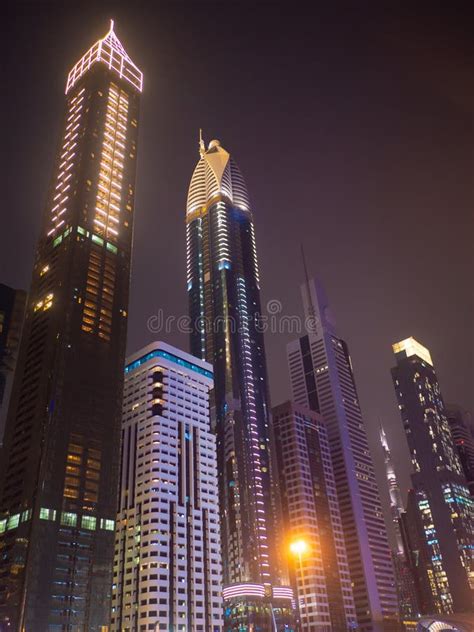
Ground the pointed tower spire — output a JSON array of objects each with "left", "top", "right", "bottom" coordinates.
[
  {"left": 199, "top": 129, "right": 205, "bottom": 157},
  {"left": 66, "top": 20, "right": 143, "bottom": 94}
]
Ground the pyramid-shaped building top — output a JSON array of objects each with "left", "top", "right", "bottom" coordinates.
[{"left": 66, "top": 20, "right": 143, "bottom": 94}]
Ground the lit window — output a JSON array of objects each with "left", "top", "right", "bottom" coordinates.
[
  {"left": 39, "top": 508, "right": 57, "bottom": 521},
  {"left": 92, "top": 234, "right": 104, "bottom": 246},
  {"left": 81, "top": 515, "right": 97, "bottom": 530},
  {"left": 100, "top": 518, "right": 115, "bottom": 531},
  {"left": 7, "top": 514, "right": 20, "bottom": 531},
  {"left": 61, "top": 512, "right": 77, "bottom": 527}
]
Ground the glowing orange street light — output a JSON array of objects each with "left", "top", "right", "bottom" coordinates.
[
  {"left": 290, "top": 539, "right": 310, "bottom": 629},
  {"left": 289, "top": 539, "right": 309, "bottom": 557}
]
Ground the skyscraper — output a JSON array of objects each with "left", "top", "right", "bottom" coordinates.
[
  {"left": 0, "top": 284, "right": 26, "bottom": 445},
  {"left": 186, "top": 138, "right": 294, "bottom": 628},
  {"left": 379, "top": 426, "right": 419, "bottom": 628},
  {"left": 272, "top": 401, "right": 357, "bottom": 630},
  {"left": 391, "top": 338, "right": 473, "bottom": 614},
  {"left": 379, "top": 426, "right": 404, "bottom": 555},
  {"left": 445, "top": 405, "right": 474, "bottom": 497},
  {"left": 287, "top": 278, "right": 398, "bottom": 631},
  {"left": 0, "top": 22, "right": 142, "bottom": 631},
  {"left": 111, "top": 342, "right": 223, "bottom": 631}
]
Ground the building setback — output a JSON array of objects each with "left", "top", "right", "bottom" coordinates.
[
  {"left": 287, "top": 278, "right": 398, "bottom": 632},
  {"left": 0, "top": 284, "right": 26, "bottom": 446},
  {"left": 391, "top": 338, "right": 473, "bottom": 614},
  {"left": 272, "top": 401, "right": 357, "bottom": 630},
  {"left": 111, "top": 342, "right": 223, "bottom": 631},
  {"left": 0, "top": 22, "right": 141, "bottom": 631},
  {"left": 186, "top": 137, "right": 294, "bottom": 628}
]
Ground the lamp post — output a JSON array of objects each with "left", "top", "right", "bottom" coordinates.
[{"left": 290, "top": 539, "right": 309, "bottom": 630}]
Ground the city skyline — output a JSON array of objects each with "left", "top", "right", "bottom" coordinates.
[
  {"left": 2, "top": 7, "right": 472, "bottom": 544},
  {"left": 0, "top": 7, "right": 472, "bottom": 620}
]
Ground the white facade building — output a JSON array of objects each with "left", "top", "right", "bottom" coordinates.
[
  {"left": 111, "top": 341, "right": 223, "bottom": 631},
  {"left": 287, "top": 279, "right": 398, "bottom": 632}
]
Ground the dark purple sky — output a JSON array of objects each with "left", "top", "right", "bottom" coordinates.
[{"left": 3, "top": 2, "right": 472, "bottom": 545}]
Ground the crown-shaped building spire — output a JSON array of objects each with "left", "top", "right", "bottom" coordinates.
[{"left": 66, "top": 20, "right": 143, "bottom": 94}]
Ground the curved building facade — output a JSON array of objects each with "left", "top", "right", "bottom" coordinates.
[{"left": 186, "top": 139, "right": 293, "bottom": 628}]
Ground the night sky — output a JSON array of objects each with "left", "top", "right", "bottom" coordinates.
[{"left": 3, "top": 1, "right": 473, "bottom": 546}]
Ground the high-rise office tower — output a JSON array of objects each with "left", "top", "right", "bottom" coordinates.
[
  {"left": 0, "top": 284, "right": 26, "bottom": 445},
  {"left": 111, "top": 342, "right": 223, "bottom": 632},
  {"left": 445, "top": 405, "right": 474, "bottom": 497},
  {"left": 0, "top": 22, "right": 142, "bottom": 631},
  {"left": 186, "top": 138, "right": 294, "bottom": 628},
  {"left": 379, "top": 426, "right": 419, "bottom": 628},
  {"left": 287, "top": 278, "right": 398, "bottom": 631},
  {"left": 391, "top": 338, "right": 473, "bottom": 614},
  {"left": 272, "top": 401, "right": 357, "bottom": 630}
]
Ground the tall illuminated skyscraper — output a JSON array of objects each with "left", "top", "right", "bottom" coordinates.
[
  {"left": 186, "top": 138, "right": 294, "bottom": 629},
  {"left": 287, "top": 278, "right": 398, "bottom": 631},
  {"left": 0, "top": 22, "right": 142, "bottom": 631},
  {"left": 391, "top": 338, "right": 473, "bottom": 614}
]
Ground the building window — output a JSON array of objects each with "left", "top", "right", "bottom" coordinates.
[{"left": 81, "top": 515, "right": 97, "bottom": 530}]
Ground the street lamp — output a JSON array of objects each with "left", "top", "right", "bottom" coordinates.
[{"left": 290, "top": 539, "right": 309, "bottom": 630}]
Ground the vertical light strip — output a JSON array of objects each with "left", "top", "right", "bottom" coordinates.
[
  {"left": 94, "top": 84, "right": 128, "bottom": 242},
  {"left": 236, "top": 276, "right": 270, "bottom": 580},
  {"left": 47, "top": 87, "right": 85, "bottom": 237}
]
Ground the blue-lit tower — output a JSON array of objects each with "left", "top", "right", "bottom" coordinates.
[{"left": 186, "top": 138, "right": 294, "bottom": 629}]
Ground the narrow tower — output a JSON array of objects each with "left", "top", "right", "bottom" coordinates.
[
  {"left": 186, "top": 138, "right": 294, "bottom": 628},
  {"left": 287, "top": 278, "right": 399, "bottom": 631},
  {"left": 379, "top": 425, "right": 405, "bottom": 554},
  {"left": 0, "top": 22, "right": 142, "bottom": 631},
  {"left": 379, "top": 425, "right": 420, "bottom": 627}
]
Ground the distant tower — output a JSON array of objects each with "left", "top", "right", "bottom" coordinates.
[
  {"left": 273, "top": 401, "right": 357, "bottom": 630},
  {"left": 186, "top": 139, "right": 294, "bottom": 628},
  {"left": 0, "top": 22, "right": 142, "bottom": 631},
  {"left": 379, "top": 426, "right": 420, "bottom": 627},
  {"left": 287, "top": 278, "right": 398, "bottom": 631},
  {"left": 445, "top": 405, "right": 474, "bottom": 497},
  {"left": 111, "top": 342, "right": 223, "bottom": 632},
  {"left": 379, "top": 425, "right": 404, "bottom": 554},
  {"left": 391, "top": 338, "right": 473, "bottom": 614},
  {"left": 0, "top": 284, "right": 26, "bottom": 445}
]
